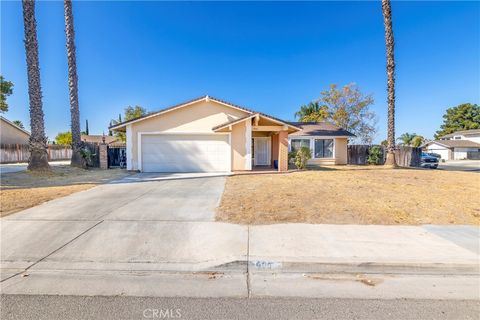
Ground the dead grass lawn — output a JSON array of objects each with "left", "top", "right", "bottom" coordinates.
[
  {"left": 1, "top": 166, "right": 131, "bottom": 217},
  {"left": 217, "top": 167, "right": 480, "bottom": 225}
]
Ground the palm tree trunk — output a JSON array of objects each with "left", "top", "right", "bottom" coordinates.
[
  {"left": 22, "top": 0, "right": 50, "bottom": 172},
  {"left": 382, "top": 0, "right": 397, "bottom": 167},
  {"left": 64, "top": 0, "right": 83, "bottom": 168}
]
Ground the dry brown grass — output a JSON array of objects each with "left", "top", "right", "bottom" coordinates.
[
  {"left": 1, "top": 166, "right": 131, "bottom": 217},
  {"left": 217, "top": 167, "right": 480, "bottom": 225}
]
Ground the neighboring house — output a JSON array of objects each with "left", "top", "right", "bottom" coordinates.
[
  {"left": 0, "top": 116, "right": 30, "bottom": 145},
  {"left": 81, "top": 134, "right": 122, "bottom": 145},
  {"left": 288, "top": 122, "right": 355, "bottom": 165},
  {"left": 439, "top": 129, "right": 480, "bottom": 144},
  {"left": 424, "top": 140, "right": 480, "bottom": 160},
  {"left": 109, "top": 95, "right": 353, "bottom": 173},
  {"left": 424, "top": 129, "right": 480, "bottom": 160}
]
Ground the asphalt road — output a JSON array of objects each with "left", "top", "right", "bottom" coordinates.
[{"left": 1, "top": 295, "right": 479, "bottom": 320}]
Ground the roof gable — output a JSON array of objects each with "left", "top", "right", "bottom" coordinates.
[{"left": 110, "top": 96, "right": 254, "bottom": 130}]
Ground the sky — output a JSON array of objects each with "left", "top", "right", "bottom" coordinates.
[{"left": 1, "top": 1, "right": 479, "bottom": 143}]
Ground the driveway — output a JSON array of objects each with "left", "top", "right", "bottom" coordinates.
[{"left": 438, "top": 160, "right": 480, "bottom": 172}]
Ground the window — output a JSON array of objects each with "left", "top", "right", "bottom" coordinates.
[
  {"left": 454, "top": 136, "right": 462, "bottom": 140},
  {"left": 290, "top": 139, "right": 310, "bottom": 152},
  {"left": 314, "top": 139, "right": 334, "bottom": 158}
]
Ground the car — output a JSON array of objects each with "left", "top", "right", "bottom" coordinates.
[{"left": 421, "top": 152, "right": 439, "bottom": 169}]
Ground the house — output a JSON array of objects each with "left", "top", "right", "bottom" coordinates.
[
  {"left": 439, "top": 129, "right": 480, "bottom": 144},
  {"left": 424, "top": 139, "right": 480, "bottom": 160},
  {"left": 81, "top": 134, "right": 122, "bottom": 145},
  {"left": 0, "top": 116, "right": 30, "bottom": 145},
  {"left": 109, "top": 96, "right": 354, "bottom": 173},
  {"left": 288, "top": 122, "right": 354, "bottom": 165}
]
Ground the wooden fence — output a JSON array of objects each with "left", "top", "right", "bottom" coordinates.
[
  {"left": 348, "top": 145, "right": 421, "bottom": 167},
  {"left": 0, "top": 144, "right": 72, "bottom": 163}
]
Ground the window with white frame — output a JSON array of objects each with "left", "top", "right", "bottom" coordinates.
[
  {"left": 290, "top": 139, "right": 310, "bottom": 152},
  {"left": 314, "top": 139, "right": 334, "bottom": 158}
]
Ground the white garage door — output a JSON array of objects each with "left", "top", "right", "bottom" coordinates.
[{"left": 140, "top": 134, "right": 230, "bottom": 172}]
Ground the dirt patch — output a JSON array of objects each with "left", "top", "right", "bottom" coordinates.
[
  {"left": 216, "top": 168, "right": 480, "bottom": 225},
  {"left": 1, "top": 165, "right": 131, "bottom": 217}
]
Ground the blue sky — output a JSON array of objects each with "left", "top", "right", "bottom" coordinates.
[{"left": 1, "top": 1, "right": 479, "bottom": 142}]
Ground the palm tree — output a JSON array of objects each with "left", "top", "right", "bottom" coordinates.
[
  {"left": 294, "top": 101, "right": 329, "bottom": 122},
  {"left": 64, "top": 0, "right": 83, "bottom": 167},
  {"left": 397, "top": 132, "right": 417, "bottom": 146},
  {"left": 22, "top": 0, "right": 50, "bottom": 172},
  {"left": 382, "top": 0, "right": 397, "bottom": 167},
  {"left": 411, "top": 135, "right": 425, "bottom": 148}
]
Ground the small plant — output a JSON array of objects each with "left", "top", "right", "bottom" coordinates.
[
  {"left": 367, "top": 145, "right": 383, "bottom": 165},
  {"left": 294, "top": 146, "right": 312, "bottom": 169},
  {"left": 79, "top": 148, "right": 96, "bottom": 167}
]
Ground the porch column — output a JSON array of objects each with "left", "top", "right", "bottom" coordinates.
[{"left": 278, "top": 130, "right": 289, "bottom": 172}]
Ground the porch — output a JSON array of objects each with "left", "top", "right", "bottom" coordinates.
[{"left": 213, "top": 113, "right": 300, "bottom": 172}]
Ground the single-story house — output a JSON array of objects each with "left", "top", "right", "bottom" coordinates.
[
  {"left": 423, "top": 140, "right": 480, "bottom": 161},
  {"left": 109, "top": 96, "right": 354, "bottom": 173},
  {"left": 0, "top": 116, "right": 30, "bottom": 145}
]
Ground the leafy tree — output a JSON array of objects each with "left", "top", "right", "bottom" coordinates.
[
  {"left": 110, "top": 106, "right": 147, "bottom": 142},
  {"left": 434, "top": 103, "right": 480, "bottom": 139},
  {"left": 382, "top": 0, "right": 397, "bottom": 167},
  {"left": 85, "top": 119, "right": 89, "bottom": 135},
  {"left": 380, "top": 139, "right": 388, "bottom": 147},
  {"left": 294, "top": 102, "right": 329, "bottom": 122},
  {"left": 55, "top": 131, "right": 72, "bottom": 145},
  {"left": 12, "top": 120, "right": 24, "bottom": 129},
  {"left": 295, "top": 84, "right": 377, "bottom": 143},
  {"left": 125, "top": 105, "right": 147, "bottom": 120},
  {"left": 0, "top": 75, "right": 14, "bottom": 113},
  {"left": 22, "top": 0, "right": 50, "bottom": 172}
]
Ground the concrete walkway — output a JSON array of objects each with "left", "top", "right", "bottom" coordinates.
[{"left": 1, "top": 173, "right": 479, "bottom": 299}]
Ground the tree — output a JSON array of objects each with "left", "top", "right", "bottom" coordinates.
[
  {"left": 55, "top": 131, "right": 72, "bottom": 145},
  {"left": 64, "top": 0, "right": 83, "bottom": 168},
  {"left": 294, "top": 102, "right": 329, "bottom": 122},
  {"left": 110, "top": 106, "right": 147, "bottom": 142},
  {"left": 125, "top": 105, "right": 147, "bottom": 120},
  {"left": 382, "top": 0, "right": 397, "bottom": 167},
  {"left": 12, "top": 120, "right": 24, "bottom": 129},
  {"left": 411, "top": 135, "right": 424, "bottom": 148},
  {"left": 22, "top": 0, "right": 50, "bottom": 172},
  {"left": 397, "top": 132, "right": 417, "bottom": 146},
  {"left": 82, "top": 119, "right": 89, "bottom": 135},
  {"left": 0, "top": 75, "right": 14, "bottom": 113},
  {"left": 296, "top": 84, "right": 377, "bottom": 143},
  {"left": 434, "top": 103, "right": 480, "bottom": 139}
]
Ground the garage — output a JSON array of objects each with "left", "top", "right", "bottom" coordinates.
[{"left": 140, "top": 134, "right": 230, "bottom": 172}]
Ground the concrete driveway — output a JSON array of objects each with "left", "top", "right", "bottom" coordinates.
[
  {"left": 438, "top": 160, "right": 480, "bottom": 172},
  {"left": 1, "top": 173, "right": 248, "bottom": 289}
]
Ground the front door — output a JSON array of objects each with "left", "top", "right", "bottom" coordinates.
[{"left": 254, "top": 137, "right": 271, "bottom": 166}]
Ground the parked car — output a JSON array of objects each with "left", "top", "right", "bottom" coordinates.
[
  {"left": 421, "top": 152, "right": 439, "bottom": 169},
  {"left": 426, "top": 152, "right": 441, "bottom": 159}
]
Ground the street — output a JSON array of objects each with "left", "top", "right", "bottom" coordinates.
[{"left": 1, "top": 295, "right": 479, "bottom": 320}]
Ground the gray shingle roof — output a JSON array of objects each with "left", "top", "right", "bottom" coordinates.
[
  {"left": 427, "top": 139, "right": 480, "bottom": 148},
  {"left": 288, "top": 122, "right": 356, "bottom": 137},
  {"left": 441, "top": 129, "right": 480, "bottom": 138}
]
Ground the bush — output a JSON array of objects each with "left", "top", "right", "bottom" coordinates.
[
  {"left": 367, "top": 145, "right": 383, "bottom": 165},
  {"left": 294, "top": 146, "right": 312, "bottom": 169}
]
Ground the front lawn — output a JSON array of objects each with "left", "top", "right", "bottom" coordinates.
[
  {"left": 216, "top": 167, "right": 480, "bottom": 225},
  {"left": 1, "top": 165, "right": 131, "bottom": 217}
]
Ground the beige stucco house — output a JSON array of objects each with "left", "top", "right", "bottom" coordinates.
[
  {"left": 110, "top": 96, "right": 353, "bottom": 173},
  {"left": 0, "top": 116, "right": 30, "bottom": 145}
]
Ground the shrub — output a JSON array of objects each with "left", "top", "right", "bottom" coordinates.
[
  {"left": 294, "top": 146, "right": 312, "bottom": 169},
  {"left": 367, "top": 145, "right": 383, "bottom": 165},
  {"left": 80, "top": 148, "right": 96, "bottom": 167}
]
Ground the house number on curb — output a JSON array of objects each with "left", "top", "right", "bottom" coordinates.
[{"left": 251, "top": 260, "right": 282, "bottom": 269}]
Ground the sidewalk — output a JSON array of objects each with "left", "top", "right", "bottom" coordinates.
[{"left": 1, "top": 221, "right": 478, "bottom": 299}]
